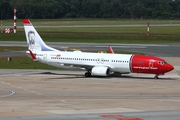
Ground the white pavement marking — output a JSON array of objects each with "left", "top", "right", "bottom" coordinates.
[
  {"left": 0, "top": 89, "right": 15, "bottom": 99},
  {"left": 0, "top": 79, "right": 67, "bottom": 104}
]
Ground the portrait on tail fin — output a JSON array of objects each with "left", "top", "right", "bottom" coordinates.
[
  {"left": 23, "top": 19, "right": 59, "bottom": 52},
  {"left": 28, "top": 31, "right": 35, "bottom": 50}
]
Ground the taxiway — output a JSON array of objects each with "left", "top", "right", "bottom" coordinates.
[
  {"left": 0, "top": 41, "right": 180, "bottom": 57},
  {"left": 0, "top": 68, "right": 180, "bottom": 120}
]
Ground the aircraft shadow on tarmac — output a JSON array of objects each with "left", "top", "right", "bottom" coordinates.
[
  {"left": 39, "top": 71, "right": 84, "bottom": 79},
  {"left": 38, "top": 71, "right": 176, "bottom": 81}
]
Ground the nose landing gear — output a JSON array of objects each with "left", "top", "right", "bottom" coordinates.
[{"left": 154, "top": 75, "right": 159, "bottom": 79}]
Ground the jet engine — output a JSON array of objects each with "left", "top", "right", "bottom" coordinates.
[{"left": 91, "top": 66, "right": 110, "bottom": 76}]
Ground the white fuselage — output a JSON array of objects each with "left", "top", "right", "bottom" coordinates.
[{"left": 33, "top": 51, "right": 133, "bottom": 73}]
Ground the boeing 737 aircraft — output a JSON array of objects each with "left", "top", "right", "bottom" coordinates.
[{"left": 23, "top": 19, "right": 174, "bottom": 79}]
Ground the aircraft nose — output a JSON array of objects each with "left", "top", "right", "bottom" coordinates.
[{"left": 166, "top": 64, "right": 174, "bottom": 72}]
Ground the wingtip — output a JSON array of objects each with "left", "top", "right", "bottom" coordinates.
[
  {"left": 23, "top": 19, "right": 31, "bottom": 25},
  {"left": 108, "top": 46, "right": 114, "bottom": 54}
]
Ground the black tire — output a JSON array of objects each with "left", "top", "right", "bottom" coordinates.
[
  {"left": 154, "top": 76, "right": 159, "bottom": 79},
  {"left": 85, "top": 72, "right": 91, "bottom": 77}
]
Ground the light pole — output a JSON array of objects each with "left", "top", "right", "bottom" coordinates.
[{"left": 14, "top": 6, "right": 16, "bottom": 33}]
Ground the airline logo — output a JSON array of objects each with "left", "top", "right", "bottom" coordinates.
[{"left": 56, "top": 54, "right": 61, "bottom": 57}]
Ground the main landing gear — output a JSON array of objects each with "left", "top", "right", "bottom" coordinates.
[
  {"left": 154, "top": 75, "right": 159, "bottom": 79},
  {"left": 85, "top": 71, "right": 91, "bottom": 77}
]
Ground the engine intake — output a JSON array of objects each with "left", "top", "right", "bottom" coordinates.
[{"left": 92, "top": 66, "right": 110, "bottom": 76}]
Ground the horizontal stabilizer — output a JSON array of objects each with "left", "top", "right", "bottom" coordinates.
[{"left": 29, "top": 50, "right": 37, "bottom": 61}]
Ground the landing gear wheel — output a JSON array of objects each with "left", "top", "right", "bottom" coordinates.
[
  {"left": 85, "top": 72, "right": 91, "bottom": 77},
  {"left": 154, "top": 76, "right": 159, "bottom": 79}
]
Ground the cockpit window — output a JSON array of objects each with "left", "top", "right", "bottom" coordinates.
[{"left": 158, "top": 61, "right": 167, "bottom": 64}]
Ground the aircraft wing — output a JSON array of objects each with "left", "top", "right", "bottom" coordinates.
[
  {"left": 58, "top": 62, "right": 112, "bottom": 71},
  {"left": 108, "top": 46, "right": 114, "bottom": 54}
]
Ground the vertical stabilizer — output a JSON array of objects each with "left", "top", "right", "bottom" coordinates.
[{"left": 23, "top": 19, "right": 59, "bottom": 52}]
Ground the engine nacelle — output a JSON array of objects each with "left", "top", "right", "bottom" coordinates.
[{"left": 91, "top": 66, "right": 110, "bottom": 76}]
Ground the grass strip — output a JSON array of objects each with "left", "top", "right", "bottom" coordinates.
[
  {"left": 0, "top": 19, "right": 180, "bottom": 44},
  {"left": 2, "top": 19, "right": 180, "bottom": 26},
  {"left": 0, "top": 56, "right": 58, "bottom": 69},
  {"left": 0, "top": 46, "right": 26, "bottom": 52},
  {"left": 0, "top": 27, "right": 180, "bottom": 44}
]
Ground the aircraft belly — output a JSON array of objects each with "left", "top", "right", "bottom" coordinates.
[
  {"left": 46, "top": 62, "right": 83, "bottom": 70},
  {"left": 111, "top": 64, "right": 130, "bottom": 73}
]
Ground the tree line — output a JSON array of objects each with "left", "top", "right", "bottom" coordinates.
[{"left": 0, "top": 0, "right": 180, "bottom": 19}]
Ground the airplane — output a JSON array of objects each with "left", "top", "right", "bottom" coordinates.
[{"left": 23, "top": 19, "right": 174, "bottom": 79}]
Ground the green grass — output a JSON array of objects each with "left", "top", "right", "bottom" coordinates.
[
  {"left": 0, "top": 56, "right": 58, "bottom": 69},
  {"left": 0, "top": 46, "right": 26, "bottom": 52},
  {"left": 0, "top": 19, "right": 180, "bottom": 43},
  {"left": 2, "top": 19, "right": 180, "bottom": 26},
  {"left": 0, "top": 27, "right": 180, "bottom": 44}
]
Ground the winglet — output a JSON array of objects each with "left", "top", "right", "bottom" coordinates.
[
  {"left": 29, "top": 50, "right": 37, "bottom": 61},
  {"left": 108, "top": 46, "right": 114, "bottom": 54}
]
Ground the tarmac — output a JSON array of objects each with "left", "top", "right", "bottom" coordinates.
[{"left": 0, "top": 57, "right": 180, "bottom": 120}]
